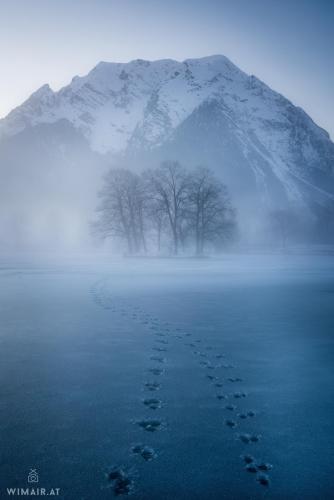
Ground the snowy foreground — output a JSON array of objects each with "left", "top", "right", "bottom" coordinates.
[{"left": 1, "top": 254, "right": 334, "bottom": 499}]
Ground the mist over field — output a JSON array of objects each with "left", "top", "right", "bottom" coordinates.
[{"left": 0, "top": 55, "right": 334, "bottom": 255}]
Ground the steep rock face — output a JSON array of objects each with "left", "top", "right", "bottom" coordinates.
[{"left": 0, "top": 55, "right": 333, "bottom": 248}]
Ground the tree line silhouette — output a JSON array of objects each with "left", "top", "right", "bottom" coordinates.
[{"left": 94, "top": 161, "right": 236, "bottom": 256}]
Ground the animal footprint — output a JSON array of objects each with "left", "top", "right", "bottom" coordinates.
[
  {"left": 256, "top": 473, "right": 270, "bottom": 487},
  {"left": 238, "top": 410, "right": 256, "bottom": 419},
  {"left": 143, "top": 398, "right": 162, "bottom": 410},
  {"left": 238, "top": 433, "right": 261, "bottom": 444},
  {"left": 241, "top": 454, "right": 255, "bottom": 464},
  {"left": 148, "top": 368, "right": 164, "bottom": 376},
  {"left": 131, "top": 444, "right": 157, "bottom": 462},
  {"left": 233, "top": 392, "right": 247, "bottom": 399},
  {"left": 249, "top": 434, "right": 261, "bottom": 443},
  {"left": 225, "top": 419, "right": 237, "bottom": 428},
  {"left": 107, "top": 467, "right": 134, "bottom": 496},
  {"left": 238, "top": 434, "right": 251, "bottom": 444},
  {"left": 150, "top": 356, "right": 165, "bottom": 363},
  {"left": 144, "top": 382, "right": 161, "bottom": 391},
  {"left": 225, "top": 404, "right": 236, "bottom": 411},
  {"left": 238, "top": 413, "right": 248, "bottom": 420},
  {"left": 257, "top": 462, "right": 272, "bottom": 471},
  {"left": 246, "top": 463, "right": 258, "bottom": 473},
  {"left": 137, "top": 419, "right": 164, "bottom": 432}
]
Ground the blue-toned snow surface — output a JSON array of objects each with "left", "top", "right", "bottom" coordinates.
[{"left": 0, "top": 254, "right": 334, "bottom": 499}]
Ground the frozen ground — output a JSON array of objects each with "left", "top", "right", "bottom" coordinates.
[{"left": 0, "top": 254, "right": 334, "bottom": 499}]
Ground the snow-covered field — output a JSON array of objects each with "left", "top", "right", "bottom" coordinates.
[{"left": 1, "top": 254, "right": 334, "bottom": 499}]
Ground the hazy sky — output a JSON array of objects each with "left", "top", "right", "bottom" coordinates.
[{"left": 0, "top": 0, "right": 333, "bottom": 138}]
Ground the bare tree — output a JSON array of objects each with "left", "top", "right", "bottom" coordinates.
[
  {"left": 188, "top": 167, "right": 235, "bottom": 256},
  {"left": 94, "top": 163, "right": 236, "bottom": 256},
  {"left": 94, "top": 167, "right": 148, "bottom": 254},
  {"left": 147, "top": 200, "right": 166, "bottom": 254},
  {"left": 144, "top": 161, "right": 190, "bottom": 255}
]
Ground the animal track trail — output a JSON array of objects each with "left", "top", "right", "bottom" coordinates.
[
  {"left": 91, "top": 280, "right": 170, "bottom": 495},
  {"left": 170, "top": 322, "right": 271, "bottom": 490},
  {"left": 151, "top": 307, "right": 272, "bottom": 490},
  {"left": 91, "top": 278, "right": 272, "bottom": 492}
]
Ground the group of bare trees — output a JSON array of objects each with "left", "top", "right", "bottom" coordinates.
[{"left": 94, "top": 161, "right": 236, "bottom": 256}]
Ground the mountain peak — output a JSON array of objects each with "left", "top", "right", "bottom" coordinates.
[
  {"left": 33, "top": 83, "right": 53, "bottom": 95},
  {"left": 0, "top": 54, "right": 333, "bottom": 207},
  {"left": 183, "top": 54, "right": 235, "bottom": 67},
  {"left": 16, "top": 83, "right": 54, "bottom": 110}
]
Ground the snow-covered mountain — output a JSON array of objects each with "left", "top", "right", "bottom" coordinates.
[{"left": 0, "top": 55, "right": 333, "bottom": 249}]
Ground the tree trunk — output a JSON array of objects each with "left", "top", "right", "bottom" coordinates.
[
  {"left": 157, "top": 224, "right": 161, "bottom": 253},
  {"left": 173, "top": 228, "right": 178, "bottom": 255}
]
